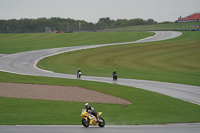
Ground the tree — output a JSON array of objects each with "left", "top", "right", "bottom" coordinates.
[
  {"left": 112, "top": 19, "right": 128, "bottom": 27},
  {"left": 97, "top": 17, "right": 114, "bottom": 25},
  {"left": 0, "top": 17, "right": 168, "bottom": 33},
  {"left": 127, "top": 18, "right": 145, "bottom": 26},
  {"left": 146, "top": 18, "right": 157, "bottom": 24}
]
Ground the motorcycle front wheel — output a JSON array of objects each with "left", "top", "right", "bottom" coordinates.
[
  {"left": 98, "top": 117, "right": 105, "bottom": 127},
  {"left": 82, "top": 118, "right": 89, "bottom": 127}
]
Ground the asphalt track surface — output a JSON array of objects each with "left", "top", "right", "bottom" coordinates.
[
  {"left": 1, "top": 123, "right": 200, "bottom": 133},
  {"left": 0, "top": 31, "right": 200, "bottom": 132}
]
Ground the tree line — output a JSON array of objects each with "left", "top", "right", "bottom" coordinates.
[{"left": 0, "top": 17, "right": 159, "bottom": 33}]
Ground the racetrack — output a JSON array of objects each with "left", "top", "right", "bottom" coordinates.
[
  {"left": 1, "top": 123, "right": 200, "bottom": 133},
  {"left": 0, "top": 31, "right": 200, "bottom": 105},
  {"left": 0, "top": 31, "right": 200, "bottom": 132}
]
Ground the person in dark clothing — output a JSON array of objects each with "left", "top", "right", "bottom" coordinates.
[
  {"left": 77, "top": 69, "right": 81, "bottom": 73},
  {"left": 85, "top": 103, "right": 99, "bottom": 122},
  {"left": 77, "top": 68, "right": 81, "bottom": 78},
  {"left": 113, "top": 70, "right": 117, "bottom": 80}
]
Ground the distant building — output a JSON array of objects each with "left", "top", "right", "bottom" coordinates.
[{"left": 178, "top": 13, "right": 200, "bottom": 23}]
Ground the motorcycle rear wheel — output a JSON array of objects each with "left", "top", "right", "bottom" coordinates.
[{"left": 82, "top": 118, "right": 89, "bottom": 127}]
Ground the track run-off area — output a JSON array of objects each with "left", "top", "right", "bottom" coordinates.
[{"left": 0, "top": 31, "right": 200, "bottom": 132}]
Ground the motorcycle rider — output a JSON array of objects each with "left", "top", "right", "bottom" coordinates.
[
  {"left": 113, "top": 70, "right": 117, "bottom": 80},
  {"left": 85, "top": 103, "right": 99, "bottom": 122},
  {"left": 77, "top": 68, "right": 81, "bottom": 78}
]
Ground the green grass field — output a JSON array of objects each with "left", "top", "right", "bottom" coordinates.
[
  {"left": 0, "top": 31, "right": 200, "bottom": 125},
  {"left": 0, "top": 32, "right": 154, "bottom": 54}
]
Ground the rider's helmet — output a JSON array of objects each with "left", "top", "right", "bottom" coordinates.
[{"left": 85, "top": 103, "right": 90, "bottom": 109}]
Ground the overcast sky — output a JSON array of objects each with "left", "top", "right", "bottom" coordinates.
[{"left": 0, "top": 0, "right": 200, "bottom": 23}]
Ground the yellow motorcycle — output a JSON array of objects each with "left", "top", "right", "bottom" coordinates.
[{"left": 81, "top": 109, "right": 105, "bottom": 127}]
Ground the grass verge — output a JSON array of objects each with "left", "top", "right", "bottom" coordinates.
[{"left": 0, "top": 32, "right": 154, "bottom": 54}]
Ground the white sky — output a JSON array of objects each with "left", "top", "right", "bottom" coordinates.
[{"left": 0, "top": 0, "right": 200, "bottom": 23}]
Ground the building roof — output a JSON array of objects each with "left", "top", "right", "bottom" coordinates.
[{"left": 179, "top": 13, "right": 200, "bottom": 21}]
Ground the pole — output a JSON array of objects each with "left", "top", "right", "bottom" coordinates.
[
  {"left": 67, "top": 23, "right": 69, "bottom": 32},
  {"left": 79, "top": 22, "right": 81, "bottom": 31}
]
